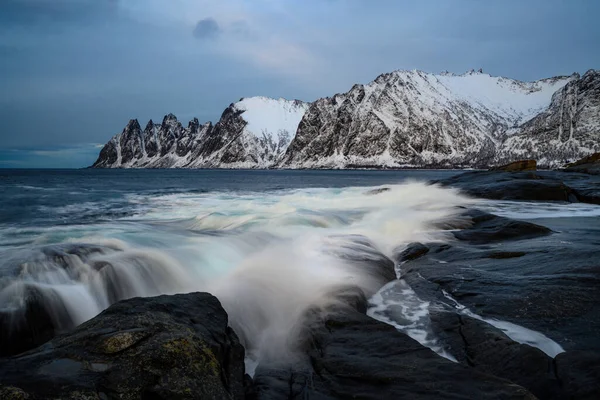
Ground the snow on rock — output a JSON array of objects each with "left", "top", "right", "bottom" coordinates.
[
  {"left": 92, "top": 69, "right": 600, "bottom": 169},
  {"left": 92, "top": 97, "right": 308, "bottom": 168},
  {"left": 279, "top": 69, "right": 597, "bottom": 169},
  {"left": 234, "top": 97, "right": 308, "bottom": 152}
]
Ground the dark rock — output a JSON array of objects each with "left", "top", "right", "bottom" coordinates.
[
  {"left": 0, "top": 293, "right": 247, "bottom": 400},
  {"left": 485, "top": 251, "right": 527, "bottom": 259},
  {"left": 253, "top": 294, "right": 535, "bottom": 399},
  {"left": 398, "top": 210, "right": 600, "bottom": 354},
  {"left": 429, "top": 311, "right": 562, "bottom": 400},
  {"left": 396, "top": 242, "right": 430, "bottom": 262},
  {"left": 555, "top": 351, "right": 600, "bottom": 400},
  {"left": 0, "top": 287, "right": 59, "bottom": 357},
  {"left": 452, "top": 209, "right": 552, "bottom": 244},
  {"left": 393, "top": 209, "right": 600, "bottom": 399},
  {"left": 492, "top": 159, "right": 537, "bottom": 172},
  {"left": 565, "top": 152, "right": 600, "bottom": 175},
  {"left": 323, "top": 234, "right": 396, "bottom": 283},
  {"left": 437, "top": 170, "right": 575, "bottom": 201},
  {"left": 365, "top": 187, "right": 390, "bottom": 195}
]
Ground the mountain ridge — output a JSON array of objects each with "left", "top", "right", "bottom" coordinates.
[{"left": 92, "top": 69, "right": 599, "bottom": 169}]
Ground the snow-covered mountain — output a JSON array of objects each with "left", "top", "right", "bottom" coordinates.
[
  {"left": 92, "top": 97, "right": 308, "bottom": 168},
  {"left": 497, "top": 69, "right": 600, "bottom": 167},
  {"left": 92, "top": 69, "right": 600, "bottom": 169}
]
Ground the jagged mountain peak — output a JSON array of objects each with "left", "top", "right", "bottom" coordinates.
[{"left": 92, "top": 68, "right": 599, "bottom": 169}]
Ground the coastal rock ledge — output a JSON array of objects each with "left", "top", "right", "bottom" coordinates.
[{"left": 0, "top": 293, "right": 248, "bottom": 400}]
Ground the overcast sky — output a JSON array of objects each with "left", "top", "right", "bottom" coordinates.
[{"left": 1, "top": 0, "right": 599, "bottom": 168}]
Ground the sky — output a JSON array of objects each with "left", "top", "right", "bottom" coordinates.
[{"left": 0, "top": 0, "right": 599, "bottom": 168}]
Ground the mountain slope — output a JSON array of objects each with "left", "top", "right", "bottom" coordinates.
[
  {"left": 92, "top": 97, "right": 308, "bottom": 168},
  {"left": 497, "top": 69, "right": 600, "bottom": 166},
  {"left": 92, "top": 69, "right": 600, "bottom": 169},
  {"left": 279, "top": 70, "right": 578, "bottom": 168}
]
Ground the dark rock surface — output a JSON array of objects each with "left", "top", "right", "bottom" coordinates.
[
  {"left": 565, "top": 152, "right": 600, "bottom": 175},
  {"left": 437, "top": 169, "right": 600, "bottom": 204},
  {"left": 451, "top": 209, "right": 552, "bottom": 244},
  {"left": 436, "top": 170, "right": 576, "bottom": 201},
  {"left": 253, "top": 289, "right": 535, "bottom": 400},
  {"left": 392, "top": 208, "right": 600, "bottom": 399},
  {"left": 429, "top": 311, "right": 562, "bottom": 400},
  {"left": 0, "top": 293, "right": 247, "bottom": 400},
  {"left": 492, "top": 159, "right": 537, "bottom": 172},
  {"left": 0, "top": 287, "right": 59, "bottom": 358}
]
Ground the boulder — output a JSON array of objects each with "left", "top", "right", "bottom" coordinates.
[
  {"left": 492, "top": 159, "right": 537, "bottom": 172},
  {"left": 0, "top": 293, "right": 248, "bottom": 400}
]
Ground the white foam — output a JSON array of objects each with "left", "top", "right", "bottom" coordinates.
[
  {"left": 442, "top": 290, "right": 565, "bottom": 358},
  {"left": 368, "top": 280, "right": 457, "bottom": 362}
]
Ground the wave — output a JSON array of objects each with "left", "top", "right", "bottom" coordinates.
[{"left": 1, "top": 182, "right": 477, "bottom": 362}]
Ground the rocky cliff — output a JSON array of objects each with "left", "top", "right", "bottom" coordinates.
[{"left": 92, "top": 69, "right": 600, "bottom": 169}]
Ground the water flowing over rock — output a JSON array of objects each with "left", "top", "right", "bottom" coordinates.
[{"left": 92, "top": 69, "right": 600, "bottom": 169}]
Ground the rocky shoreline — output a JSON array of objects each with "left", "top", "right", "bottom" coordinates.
[{"left": 2, "top": 157, "right": 600, "bottom": 399}]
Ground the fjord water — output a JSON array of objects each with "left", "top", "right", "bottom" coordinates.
[{"left": 1, "top": 169, "right": 597, "bottom": 367}]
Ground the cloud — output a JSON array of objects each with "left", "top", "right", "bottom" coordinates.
[
  {"left": 193, "top": 18, "right": 220, "bottom": 39},
  {"left": 0, "top": 0, "right": 119, "bottom": 26}
]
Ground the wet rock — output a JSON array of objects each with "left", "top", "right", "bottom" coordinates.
[
  {"left": 452, "top": 209, "right": 552, "bottom": 244},
  {"left": 437, "top": 169, "right": 600, "bottom": 205},
  {"left": 396, "top": 242, "right": 430, "bottom": 262},
  {"left": 395, "top": 209, "right": 600, "bottom": 399},
  {"left": 365, "top": 187, "right": 390, "bottom": 195},
  {"left": 565, "top": 152, "right": 600, "bottom": 175},
  {"left": 555, "top": 351, "right": 600, "bottom": 400},
  {"left": 429, "top": 311, "right": 562, "bottom": 400},
  {"left": 0, "top": 286, "right": 67, "bottom": 357},
  {"left": 492, "top": 159, "right": 537, "bottom": 172},
  {"left": 324, "top": 234, "right": 396, "bottom": 283},
  {"left": 399, "top": 209, "right": 600, "bottom": 350},
  {"left": 0, "top": 293, "right": 247, "bottom": 400},
  {"left": 253, "top": 292, "right": 535, "bottom": 399},
  {"left": 437, "top": 170, "right": 575, "bottom": 201}
]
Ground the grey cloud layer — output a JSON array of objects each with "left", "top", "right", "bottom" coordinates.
[{"left": 1, "top": 0, "right": 599, "bottom": 167}]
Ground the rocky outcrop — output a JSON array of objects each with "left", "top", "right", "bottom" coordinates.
[
  {"left": 492, "top": 159, "right": 537, "bottom": 172},
  {"left": 437, "top": 168, "right": 600, "bottom": 204},
  {"left": 565, "top": 152, "right": 600, "bottom": 175},
  {"left": 92, "top": 69, "right": 600, "bottom": 170},
  {"left": 393, "top": 209, "right": 600, "bottom": 399},
  {"left": 253, "top": 288, "right": 536, "bottom": 400},
  {"left": 92, "top": 98, "right": 308, "bottom": 169},
  {"left": 0, "top": 293, "right": 248, "bottom": 399}
]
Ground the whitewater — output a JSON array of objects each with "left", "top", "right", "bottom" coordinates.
[{"left": 1, "top": 169, "right": 584, "bottom": 371}]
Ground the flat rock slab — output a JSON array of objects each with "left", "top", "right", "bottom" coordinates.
[{"left": 436, "top": 170, "right": 600, "bottom": 204}]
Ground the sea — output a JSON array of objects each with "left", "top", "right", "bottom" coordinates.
[{"left": 2, "top": 169, "right": 600, "bottom": 371}]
